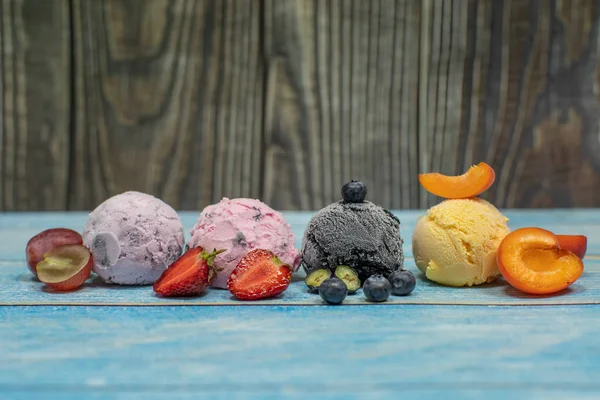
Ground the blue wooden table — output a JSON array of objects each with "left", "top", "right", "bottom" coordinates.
[{"left": 1, "top": 210, "right": 600, "bottom": 400}]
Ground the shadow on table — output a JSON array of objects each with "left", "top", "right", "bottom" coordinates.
[
  {"left": 415, "top": 271, "right": 509, "bottom": 290},
  {"left": 502, "top": 285, "right": 577, "bottom": 299}
]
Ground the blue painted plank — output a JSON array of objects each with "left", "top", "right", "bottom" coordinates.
[
  {"left": 2, "top": 210, "right": 600, "bottom": 262},
  {"left": 3, "top": 211, "right": 600, "bottom": 400},
  {"left": 1, "top": 305, "right": 599, "bottom": 399},
  {"left": 5, "top": 390, "right": 600, "bottom": 400},
  {"left": 1, "top": 259, "right": 598, "bottom": 306}
]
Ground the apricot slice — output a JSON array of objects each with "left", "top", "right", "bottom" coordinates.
[
  {"left": 36, "top": 245, "right": 93, "bottom": 291},
  {"left": 26, "top": 228, "right": 83, "bottom": 277},
  {"left": 418, "top": 162, "right": 495, "bottom": 199},
  {"left": 556, "top": 235, "right": 587, "bottom": 259},
  {"left": 497, "top": 227, "right": 583, "bottom": 295}
]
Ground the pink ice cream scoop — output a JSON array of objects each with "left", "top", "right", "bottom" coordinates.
[
  {"left": 188, "top": 198, "right": 301, "bottom": 289},
  {"left": 82, "top": 191, "right": 185, "bottom": 285}
]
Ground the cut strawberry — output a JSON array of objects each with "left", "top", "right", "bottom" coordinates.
[
  {"left": 227, "top": 249, "right": 292, "bottom": 300},
  {"left": 153, "top": 247, "right": 225, "bottom": 297}
]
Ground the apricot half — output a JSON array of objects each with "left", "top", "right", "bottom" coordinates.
[
  {"left": 497, "top": 228, "right": 583, "bottom": 295},
  {"left": 36, "top": 245, "right": 93, "bottom": 291},
  {"left": 556, "top": 235, "right": 587, "bottom": 259},
  {"left": 418, "top": 162, "right": 495, "bottom": 199}
]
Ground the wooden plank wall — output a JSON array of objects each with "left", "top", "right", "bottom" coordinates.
[
  {"left": 0, "top": 0, "right": 71, "bottom": 211},
  {"left": 1, "top": 0, "right": 600, "bottom": 211}
]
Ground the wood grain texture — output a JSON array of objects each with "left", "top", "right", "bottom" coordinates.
[
  {"left": 420, "top": 0, "right": 600, "bottom": 208},
  {"left": 3, "top": 210, "right": 600, "bottom": 307},
  {"left": 1, "top": 305, "right": 600, "bottom": 399},
  {"left": 0, "top": 0, "right": 71, "bottom": 211},
  {"left": 263, "top": 0, "right": 421, "bottom": 210},
  {"left": 69, "top": 0, "right": 264, "bottom": 211},
  {"left": 5, "top": 0, "right": 600, "bottom": 211},
  {"left": 3, "top": 258, "right": 600, "bottom": 305}
]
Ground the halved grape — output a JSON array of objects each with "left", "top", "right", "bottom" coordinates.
[
  {"left": 26, "top": 228, "right": 83, "bottom": 277},
  {"left": 36, "top": 244, "right": 93, "bottom": 291}
]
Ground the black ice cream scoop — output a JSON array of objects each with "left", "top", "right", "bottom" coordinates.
[{"left": 301, "top": 182, "right": 404, "bottom": 284}]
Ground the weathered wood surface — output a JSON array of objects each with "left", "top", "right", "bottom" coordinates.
[
  {"left": 2, "top": 258, "right": 599, "bottom": 306},
  {"left": 263, "top": 0, "right": 420, "bottom": 210},
  {"left": 3, "top": 0, "right": 600, "bottom": 211},
  {"left": 70, "top": 0, "right": 264, "bottom": 210},
  {"left": 1, "top": 305, "right": 600, "bottom": 399},
  {"left": 1, "top": 210, "right": 600, "bottom": 306},
  {"left": 0, "top": 0, "right": 71, "bottom": 211},
  {"left": 420, "top": 0, "right": 600, "bottom": 209},
  {"left": 2, "top": 214, "right": 600, "bottom": 398}
]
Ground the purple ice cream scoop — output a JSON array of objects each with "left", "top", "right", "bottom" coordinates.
[{"left": 82, "top": 191, "right": 185, "bottom": 285}]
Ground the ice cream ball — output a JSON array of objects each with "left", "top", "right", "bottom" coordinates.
[
  {"left": 301, "top": 200, "right": 404, "bottom": 283},
  {"left": 187, "top": 198, "right": 302, "bottom": 289},
  {"left": 82, "top": 191, "right": 185, "bottom": 285},
  {"left": 412, "top": 198, "right": 510, "bottom": 287}
]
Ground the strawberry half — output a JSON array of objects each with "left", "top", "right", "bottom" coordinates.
[
  {"left": 153, "top": 247, "right": 225, "bottom": 297},
  {"left": 227, "top": 249, "right": 292, "bottom": 300}
]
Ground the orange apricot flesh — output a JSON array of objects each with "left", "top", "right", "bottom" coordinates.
[
  {"left": 556, "top": 235, "right": 587, "bottom": 259},
  {"left": 418, "top": 162, "right": 496, "bottom": 199},
  {"left": 497, "top": 227, "right": 584, "bottom": 295}
]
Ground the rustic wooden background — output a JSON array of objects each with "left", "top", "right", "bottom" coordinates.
[{"left": 1, "top": 0, "right": 600, "bottom": 211}]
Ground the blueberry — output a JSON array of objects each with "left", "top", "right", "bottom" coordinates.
[
  {"left": 389, "top": 269, "right": 416, "bottom": 296},
  {"left": 319, "top": 277, "right": 348, "bottom": 305},
  {"left": 341, "top": 180, "right": 367, "bottom": 203},
  {"left": 363, "top": 275, "right": 391, "bottom": 302}
]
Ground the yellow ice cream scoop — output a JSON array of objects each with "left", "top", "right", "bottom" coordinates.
[{"left": 412, "top": 198, "right": 510, "bottom": 287}]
